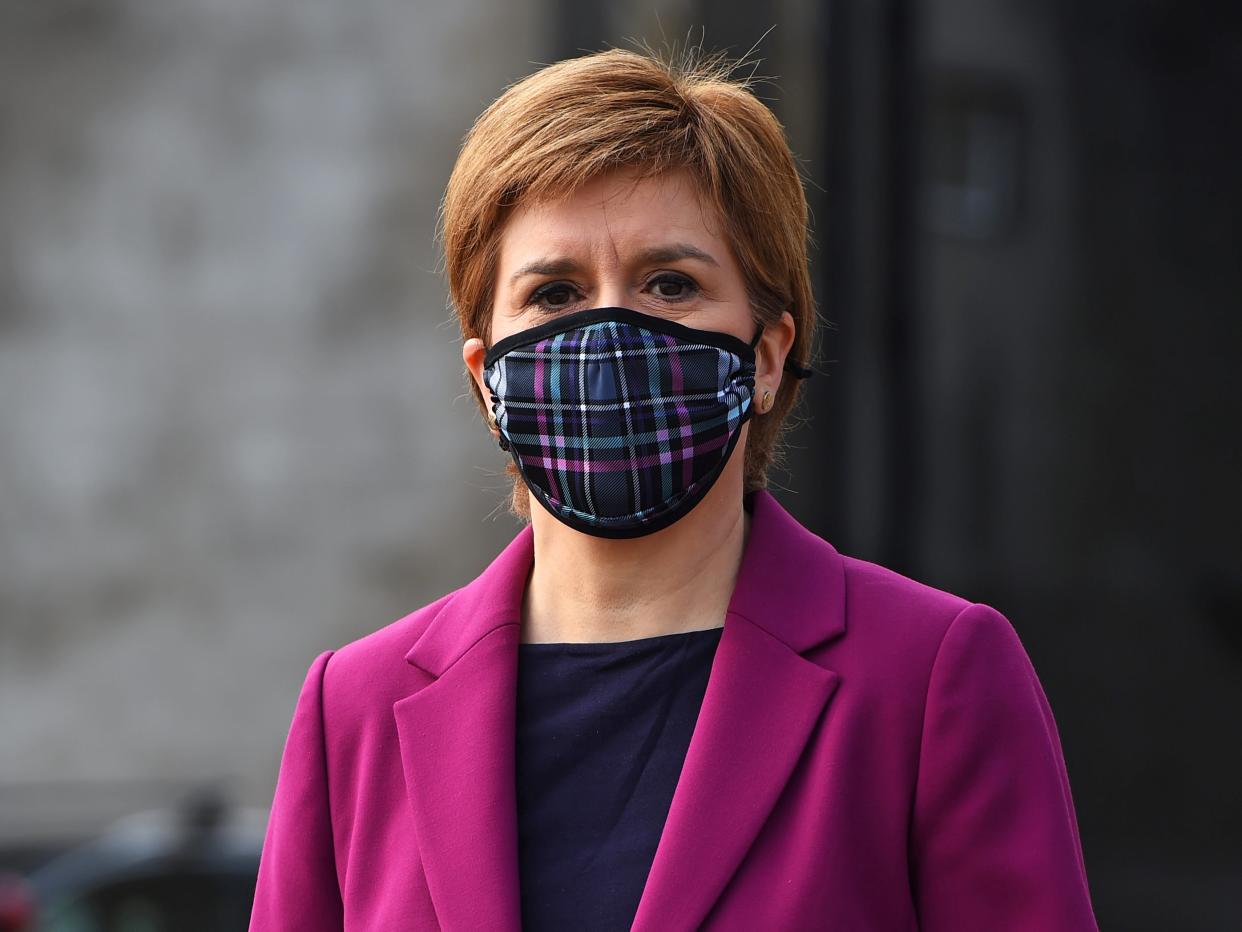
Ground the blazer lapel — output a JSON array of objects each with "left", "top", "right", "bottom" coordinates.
[
  {"left": 392, "top": 527, "right": 533, "bottom": 932},
  {"left": 391, "top": 489, "right": 846, "bottom": 932},
  {"left": 629, "top": 490, "right": 847, "bottom": 931}
]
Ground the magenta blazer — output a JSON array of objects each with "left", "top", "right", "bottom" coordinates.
[{"left": 249, "top": 489, "right": 1099, "bottom": 931}]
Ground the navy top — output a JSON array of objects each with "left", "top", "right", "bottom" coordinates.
[{"left": 514, "top": 625, "right": 725, "bottom": 932}]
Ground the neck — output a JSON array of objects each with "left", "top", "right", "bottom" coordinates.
[{"left": 520, "top": 472, "right": 751, "bottom": 644}]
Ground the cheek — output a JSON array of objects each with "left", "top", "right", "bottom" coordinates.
[
  {"left": 486, "top": 298, "right": 538, "bottom": 344},
  {"left": 483, "top": 309, "right": 517, "bottom": 348}
]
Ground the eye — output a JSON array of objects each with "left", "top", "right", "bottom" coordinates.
[
  {"left": 646, "top": 272, "right": 699, "bottom": 301},
  {"left": 525, "top": 281, "right": 582, "bottom": 310}
]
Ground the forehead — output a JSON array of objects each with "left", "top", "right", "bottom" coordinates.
[{"left": 496, "top": 168, "right": 728, "bottom": 264}]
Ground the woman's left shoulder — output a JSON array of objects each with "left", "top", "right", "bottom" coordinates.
[
  {"left": 831, "top": 552, "right": 1023, "bottom": 680},
  {"left": 840, "top": 553, "right": 973, "bottom": 630}
]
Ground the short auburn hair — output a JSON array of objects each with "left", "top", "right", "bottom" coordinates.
[{"left": 440, "top": 46, "right": 817, "bottom": 519}]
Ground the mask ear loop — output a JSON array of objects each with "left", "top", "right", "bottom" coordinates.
[{"left": 749, "top": 324, "right": 816, "bottom": 379}]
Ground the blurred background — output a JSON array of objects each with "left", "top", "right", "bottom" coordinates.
[{"left": 1, "top": 0, "right": 1238, "bottom": 929}]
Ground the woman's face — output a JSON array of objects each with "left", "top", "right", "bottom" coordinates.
[
  {"left": 487, "top": 167, "right": 755, "bottom": 345},
  {"left": 463, "top": 166, "right": 794, "bottom": 420}
]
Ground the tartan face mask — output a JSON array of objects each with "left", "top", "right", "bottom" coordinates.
[{"left": 482, "top": 306, "right": 762, "bottom": 538}]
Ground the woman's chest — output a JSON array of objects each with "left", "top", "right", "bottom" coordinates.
[{"left": 332, "top": 686, "right": 923, "bottom": 931}]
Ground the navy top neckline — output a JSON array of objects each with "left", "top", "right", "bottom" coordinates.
[
  {"left": 516, "top": 625, "right": 725, "bottom": 651},
  {"left": 515, "top": 621, "right": 723, "bottom": 931}
]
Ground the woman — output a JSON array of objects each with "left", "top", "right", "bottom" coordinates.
[{"left": 249, "top": 48, "right": 1099, "bottom": 931}]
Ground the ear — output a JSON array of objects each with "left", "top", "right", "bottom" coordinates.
[
  {"left": 755, "top": 310, "right": 797, "bottom": 408},
  {"left": 462, "top": 338, "right": 499, "bottom": 438},
  {"left": 463, "top": 337, "right": 488, "bottom": 395}
]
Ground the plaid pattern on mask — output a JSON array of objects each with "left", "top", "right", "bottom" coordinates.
[{"left": 483, "top": 311, "right": 756, "bottom": 537}]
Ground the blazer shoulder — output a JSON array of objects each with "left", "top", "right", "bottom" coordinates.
[
  {"left": 317, "top": 588, "right": 460, "bottom": 709},
  {"left": 842, "top": 553, "right": 971, "bottom": 615},
  {"left": 820, "top": 555, "right": 1005, "bottom": 732},
  {"left": 838, "top": 553, "right": 975, "bottom": 655}
]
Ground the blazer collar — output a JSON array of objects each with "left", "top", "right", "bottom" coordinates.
[{"left": 393, "top": 489, "right": 846, "bottom": 930}]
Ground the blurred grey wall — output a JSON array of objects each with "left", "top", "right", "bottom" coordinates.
[{"left": 0, "top": 0, "right": 540, "bottom": 849}]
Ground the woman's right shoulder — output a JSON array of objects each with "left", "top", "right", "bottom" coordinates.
[{"left": 308, "top": 588, "right": 463, "bottom": 712}]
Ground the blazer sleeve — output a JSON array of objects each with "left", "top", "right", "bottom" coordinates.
[
  {"left": 249, "top": 650, "right": 344, "bottom": 932},
  {"left": 909, "top": 603, "right": 1099, "bottom": 932}
]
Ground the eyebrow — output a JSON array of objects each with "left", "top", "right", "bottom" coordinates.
[{"left": 507, "top": 242, "right": 720, "bottom": 288}]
